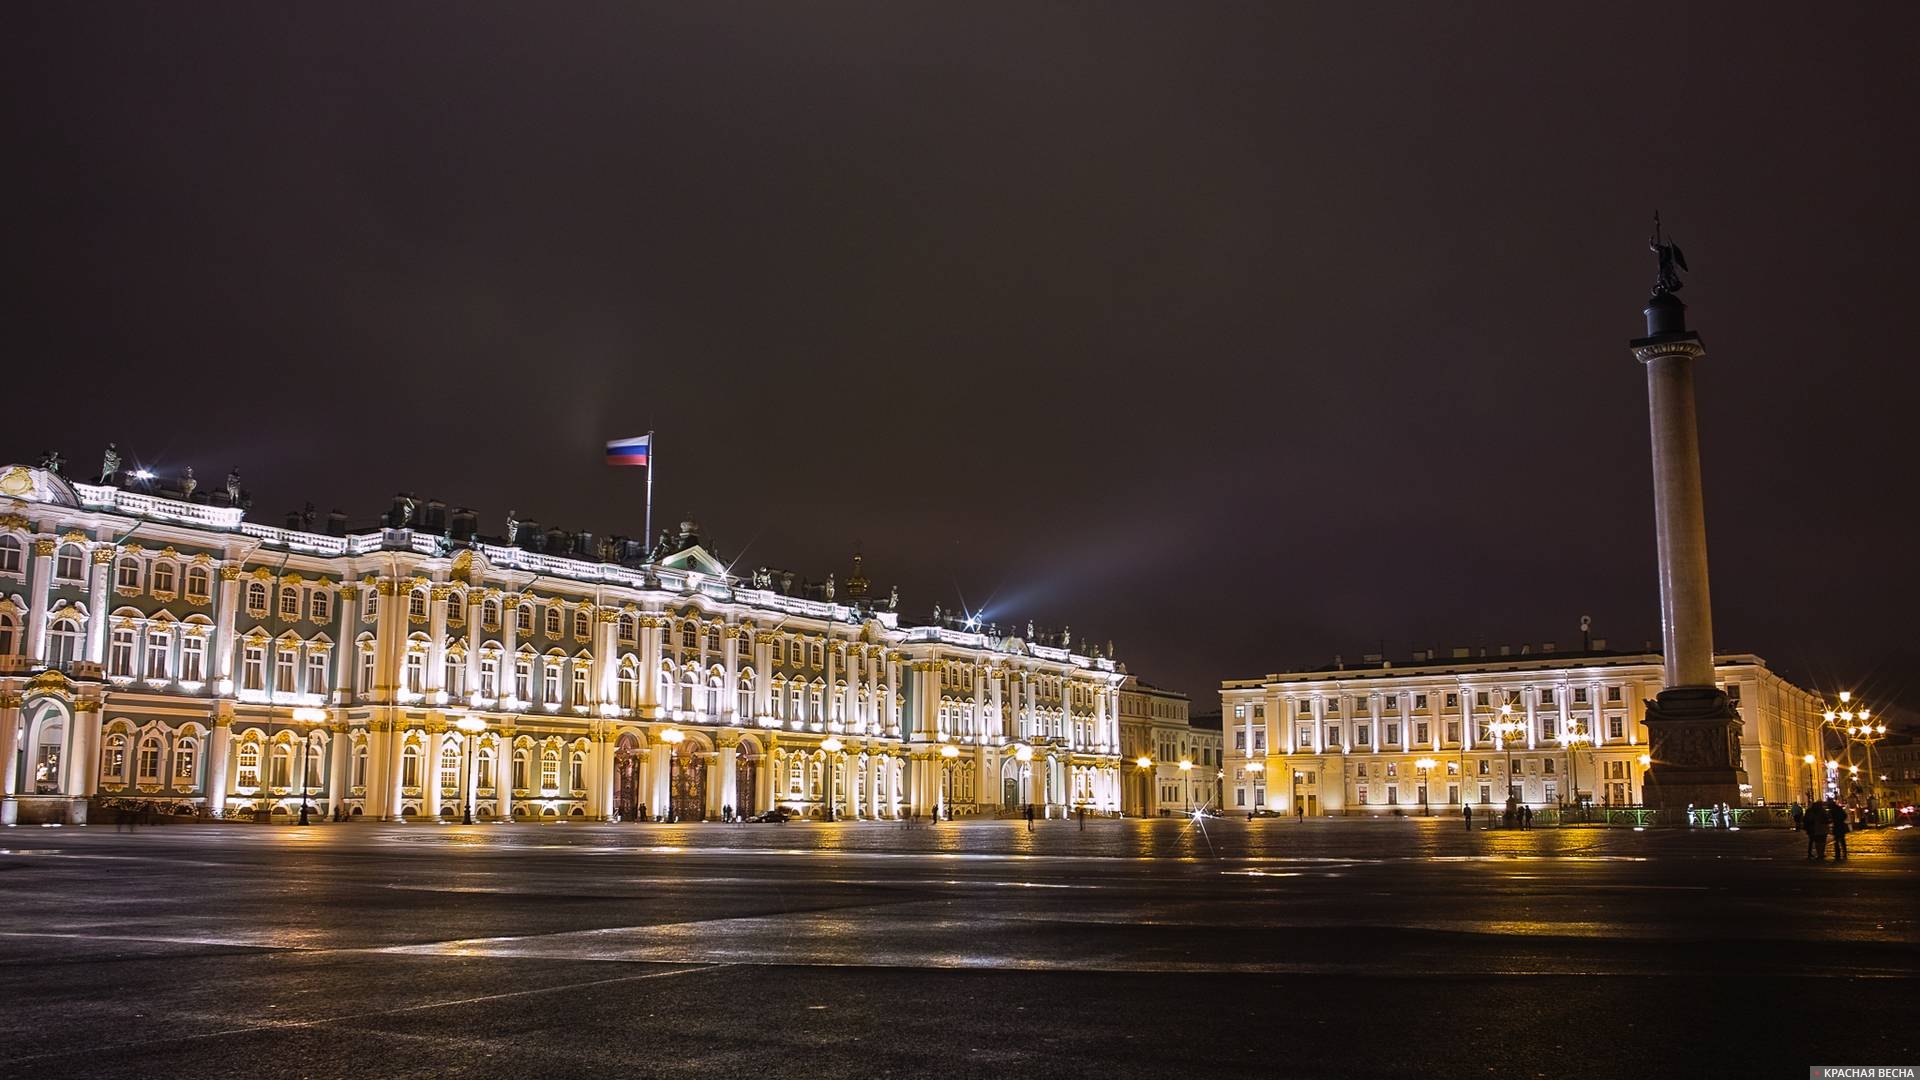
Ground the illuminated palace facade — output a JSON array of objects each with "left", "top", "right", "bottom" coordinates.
[
  {"left": 0, "top": 462, "right": 1125, "bottom": 826},
  {"left": 1220, "top": 647, "right": 1827, "bottom": 815}
]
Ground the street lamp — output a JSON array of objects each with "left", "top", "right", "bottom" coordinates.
[
  {"left": 455, "top": 715, "right": 487, "bottom": 824},
  {"left": 1177, "top": 757, "right": 1193, "bottom": 811},
  {"left": 1803, "top": 753, "right": 1819, "bottom": 803},
  {"left": 1563, "top": 727, "right": 1592, "bottom": 811},
  {"left": 290, "top": 706, "right": 328, "bottom": 826},
  {"left": 1491, "top": 703, "right": 1526, "bottom": 808},
  {"left": 1415, "top": 757, "right": 1436, "bottom": 815}
]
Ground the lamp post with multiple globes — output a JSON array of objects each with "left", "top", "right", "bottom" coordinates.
[
  {"left": 1563, "top": 726, "right": 1592, "bottom": 814},
  {"left": 290, "top": 707, "right": 328, "bottom": 826},
  {"left": 1825, "top": 692, "right": 1886, "bottom": 812},
  {"left": 455, "top": 715, "right": 487, "bottom": 824},
  {"left": 1491, "top": 702, "right": 1527, "bottom": 807}
]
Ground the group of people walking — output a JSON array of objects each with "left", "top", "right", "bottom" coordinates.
[{"left": 1794, "top": 797, "right": 1853, "bottom": 861}]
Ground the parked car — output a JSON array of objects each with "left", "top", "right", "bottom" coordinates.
[{"left": 747, "top": 807, "right": 792, "bottom": 823}]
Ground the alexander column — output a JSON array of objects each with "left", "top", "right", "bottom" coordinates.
[{"left": 1632, "top": 216, "right": 1747, "bottom": 817}]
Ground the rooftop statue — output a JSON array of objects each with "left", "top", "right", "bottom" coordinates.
[
  {"left": 100, "top": 443, "right": 120, "bottom": 484},
  {"left": 505, "top": 510, "right": 519, "bottom": 544},
  {"left": 181, "top": 466, "right": 197, "bottom": 498},
  {"left": 1649, "top": 211, "right": 1688, "bottom": 297},
  {"left": 225, "top": 467, "right": 242, "bottom": 501},
  {"left": 40, "top": 450, "right": 64, "bottom": 474}
]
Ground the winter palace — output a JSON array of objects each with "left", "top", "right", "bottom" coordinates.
[
  {"left": 0, "top": 459, "right": 1129, "bottom": 826},
  {"left": 1220, "top": 644, "right": 1828, "bottom": 816}
]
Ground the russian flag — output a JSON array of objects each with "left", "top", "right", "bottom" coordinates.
[{"left": 606, "top": 434, "right": 651, "bottom": 466}]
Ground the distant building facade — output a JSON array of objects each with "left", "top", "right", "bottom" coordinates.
[
  {"left": 1116, "top": 677, "right": 1220, "bottom": 814},
  {"left": 0, "top": 461, "right": 1127, "bottom": 825},
  {"left": 1221, "top": 647, "right": 1826, "bottom": 815}
]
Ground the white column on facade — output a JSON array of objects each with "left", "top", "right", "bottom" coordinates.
[
  {"left": 498, "top": 593, "right": 521, "bottom": 707},
  {"left": 1588, "top": 680, "right": 1603, "bottom": 750},
  {"left": 25, "top": 539, "right": 56, "bottom": 661},
  {"left": 464, "top": 592, "right": 485, "bottom": 703},
  {"left": 333, "top": 586, "right": 360, "bottom": 703},
  {"left": 1368, "top": 693, "right": 1380, "bottom": 754},
  {"left": 426, "top": 585, "right": 450, "bottom": 701},
  {"left": 496, "top": 732, "right": 515, "bottom": 821},
  {"left": 204, "top": 713, "right": 233, "bottom": 815},
  {"left": 386, "top": 720, "right": 407, "bottom": 819},
  {"left": 326, "top": 721, "right": 350, "bottom": 815},
  {"left": 85, "top": 546, "right": 112, "bottom": 663},
  {"left": 722, "top": 627, "right": 740, "bottom": 723},
  {"left": 639, "top": 616, "right": 662, "bottom": 714},
  {"left": 212, "top": 565, "right": 242, "bottom": 687},
  {"left": 823, "top": 638, "right": 838, "bottom": 731},
  {"left": 884, "top": 654, "right": 900, "bottom": 737},
  {"left": 1311, "top": 695, "right": 1324, "bottom": 754},
  {"left": 1526, "top": 687, "right": 1539, "bottom": 750},
  {"left": 0, "top": 691, "right": 24, "bottom": 822}
]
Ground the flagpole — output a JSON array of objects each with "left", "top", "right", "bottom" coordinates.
[{"left": 643, "top": 430, "right": 655, "bottom": 560}]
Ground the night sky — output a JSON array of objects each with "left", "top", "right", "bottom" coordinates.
[{"left": 5, "top": 4, "right": 1916, "bottom": 710}]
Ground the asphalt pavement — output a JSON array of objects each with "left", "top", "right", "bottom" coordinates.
[{"left": 0, "top": 815, "right": 1914, "bottom": 1079}]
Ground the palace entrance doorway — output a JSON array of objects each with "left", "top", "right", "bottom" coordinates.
[{"left": 669, "top": 741, "right": 706, "bottom": 821}]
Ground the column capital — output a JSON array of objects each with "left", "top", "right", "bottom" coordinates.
[
  {"left": 91, "top": 545, "right": 117, "bottom": 565},
  {"left": 33, "top": 538, "right": 57, "bottom": 558}
]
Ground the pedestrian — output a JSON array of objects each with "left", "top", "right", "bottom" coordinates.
[
  {"left": 1077, "top": 805, "right": 1085, "bottom": 831},
  {"left": 1025, "top": 803, "right": 1034, "bottom": 831},
  {"left": 1521, "top": 805, "right": 1532, "bottom": 830},
  {"left": 1463, "top": 803, "right": 1473, "bottom": 831},
  {"left": 1790, "top": 801, "right": 1804, "bottom": 829},
  {"left": 1804, "top": 796, "right": 1830, "bottom": 860},
  {"left": 1828, "top": 798, "right": 1850, "bottom": 860},
  {"left": 1296, "top": 804, "right": 1305, "bottom": 822}
]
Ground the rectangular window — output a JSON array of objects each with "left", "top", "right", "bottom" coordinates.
[
  {"left": 1609, "top": 717, "right": 1624, "bottom": 740},
  {"left": 1354, "top": 726, "right": 1370, "bottom": 746},
  {"left": 1385, "top": 723, "right": 1399, "bottom": 745},
  {"left": 242, "top": 646, "right": 266, "bottom": 691},
  {"left": 544, "top": 665, "right": 561, "bottom": 705},
  {"left": 181, "top": 636, "right": 206, "bottom": 682},
  {"left": 1252, "top": 730, "right": 1266, "bottom": 752},
  {"left": 1475, "top": 691, "right": 1490, "bottom": 707},
  {"left": 404, "top": 653, "right": 424, "bottom": 694},
  {"left": 1415, "top": 722, "right": 1428, "bottom": 744},
  {"left": 571, "top": 665, "right": 588, "bottom": 706},
  {"left": 1298, "top": 727, "right": 1311, "bottom": 748},
  {"left": 515, "top": 658, "right": 532, "bottom": 701},
  {"left": 1607, "top": 685, "right": 1622, "bottom": 702},
  {"left": 1234, "top": 731, "right": 1247, "bottom": 750},
  {"left": 1233, "top": 704, "right": 1245, "bottom": 719},
  {"left": 1444, "top": 693, "right": 1458, "bottom": 709},
  {"left": 1573, "top": 688, "right": 1589, "bottom": 704},
  {"left": 144, "top": 631, "right": 169, "bottom": 679},
  {"left": 1445, "top": 721, "right": 1459, "bottom": 743},
  {"left": 1414, "top": 694, "right": 1427, "bottom": 709},
  {"left": 358, "top": 649, "right": 375, "bottom": 693},
  {"left": 1383, "top": 696, "right": 1398, "bottom": 712},
  {"left": 305, "top": 651, "right": 328, "bottom": 695},
  {"left": 1540, "top": 688, "right": 1555, "bottom": 706},
  {"left": 275, "top": 650, "right": 297, "bottom": 694}
]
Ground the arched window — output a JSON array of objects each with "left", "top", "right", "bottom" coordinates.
[
  {"left": 150, "top": 562, "right": 176, "bottom": 595},
  {"left": 540, "top": 747, "right": 560, "bottom": 791},
  {"left": 174, "top": 736, "right": 199, "bottom": 786},
  {"left": 100, "top": 733, "right": 130, "bottom": 784},
  {"left": 790, "top": 682, "right": 804, "bottom": 723},
  {"left": 109, "top": 627, "right": 136, "bottom": 676},
  {"left": 185, "top": 565, "right": 211, "bottom": 601},
  {"left": 269, "top": 743, "right": 293, "bottom": 788},
  {"left": 401, "top": 745, "right": 421, "bottom": 789},
  {"left": 444, "top": 653, "right": 465, "bottom": 697},
  {"left": 408, "top": 589, "right": 428, "bottom": 620},
  {"left": 403, "top": 648, "right": 425, "bottom": 693},
  {"left": 617, "top": 663, "right": 638, "bottom": 710},
  {"left": 237, "top": 743, "right": 261, "bottom": 788},
  {"left": 544, "top": 661, "right": 562, "bottom": 705},
  {"left": 309, "top": 590, "right": 332, "bottom": 622},
  {"left": 477, "top": 746, "right": 495, "bottom": 790},
  {"left": 680, "top": 621, "right": 698, "bottom": 650},
  {"left": 572, "top": 609, "right": 590, "bottom": 639},
  {"left": 483, "top": 599, "right": 501, "bottom": 629},
  {"left": 569, "top": 749, "right": 586, "bottom": 791},
  {"left": 54, "top": 545, "right": 84, "bottom": 581},
  {"left": 137, "top": 735, "right": 163, "bottom": 782},
  {"left": 618, "top": 613, "right": 636, "bottom": 643},
  {"left": 479, "top": 650, "right": 500, "bottom": 697},
  {"left": 570, "top": 663, "right": 588, "bottom": 707},
  {"left": 0, "top": 535, "right": 21, "bottom": 574},
  {"left": 245, "top": 581, "right": 268, "bottom": 615},
  {"left": 445, "top": 592, "right": 465, "bottom": 624},
  {"left": 680, "top": 666, "right": 699, "bottom": 712},
  {"left": 512, "top": 747, "right": 530, "bottom": 790},
  {"left": 47, "top": 618, "right": 81, "bottom": 666},
  {"left": 0, "top": 611, "right": 17, "bottom": 656},
  {"left": 439, "top": 743, "right": 461, "bottom": 792},
  {"left": 516, "top": 604, "right": 533, "bottom": 634},
  {"left": 544, "top": 606, "right": 562, "bottom": 637},
  {"left": 279, "top": 587, "right": 300, "bottom": 620},
  {"left": 707, "top": 671, "right": 724, "bottom": 716},
  {"left": 737, "top": 672, "right": 754, "bottom": 721}
]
